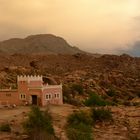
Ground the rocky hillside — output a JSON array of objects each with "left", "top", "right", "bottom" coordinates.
[
  {"left": 0, "top": 34, "right": 84, "bottom": 54},
  {"left": 0, "top": 53, "right": 140, "bottom": 105}
]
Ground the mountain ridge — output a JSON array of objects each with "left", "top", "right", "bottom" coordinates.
[{"left": 0, "top": 34, "right": 84, "bottom": 54}]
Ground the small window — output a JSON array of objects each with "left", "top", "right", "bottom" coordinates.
[
  {"left": 49, "top": 94, "right": 51, "bottom": 99},
  {"left": 20, "top": 94, "right": 26, "bottom": 100},
  {"left": 54, "top": 93, "right": 60, "bottom": 99},
  {"left": 57, "top": 94, "right": 59, "bottom": 98},
  {"left": 54, "top": 94, "right": 57, "bottom": 98},
  {"left": 46, "top": 94, "right": 51, "bottom": 100},
  {"left": 6, "top": 93, "right": 11, "bottom": 97},
  {"left": 46, "top": 94, "right": 49, "bottom": 99}
]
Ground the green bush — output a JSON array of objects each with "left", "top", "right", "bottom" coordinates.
[
  {"left": 0, "top": 123, "right": 11, "bottom": 132},
  {"left": 106, "top": 89, "right": 116, "bottom": 97},
  {"left": 68, "top": 99, "right": 83, "bottom": 106},
  {"left": 85, "top": 92, "right": 108, "bottom": 106},
  {"left": 71, "top": 84, "right": 84, "bottom": 95},
  {"left": 63, "top": 84, "right": 83, "bottom": 106},
  {"left": 63, "top": 85, "right": 76, "bottom": 101},
  {"left": 91, "top": 107, "right": 113, "bottom": 122},
  {"left": 67, "top": 111, "right": 93, "bottom": 125},
  {"left": 67, "top": 123, "right": 93, "bottom": 140},
  {"left": 23, "top": 106, "right": 56, "bottom": 140},
  {"left": 66, "top": 111, "right": 93, "bottom": 140}
]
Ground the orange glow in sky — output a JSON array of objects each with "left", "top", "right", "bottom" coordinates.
[{"left": 0, "top": 0, "right": 140, "bottom": 53}]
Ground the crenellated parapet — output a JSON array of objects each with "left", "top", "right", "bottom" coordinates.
[{"left": 17, "top": 75, "right": 43, "bottom": 82}]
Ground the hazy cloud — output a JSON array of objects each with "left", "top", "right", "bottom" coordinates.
[
  {"left": 0, "top": 0, "right": 140, "bottom": 54},
  {"left": 128, "top": 41, "right": 140, "bottom": 56},
  {"left": 117, "top": 41, "right": 140, "bottom": 57}
]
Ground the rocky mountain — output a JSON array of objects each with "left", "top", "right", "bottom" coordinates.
[
  {"left": 0, "top": 34, "right": 84, "bottom": 54},
  {"left": 0, "top": 53, "right": 140, "bottom": 103}
]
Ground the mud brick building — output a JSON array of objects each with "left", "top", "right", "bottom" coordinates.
[{"left": 0, "top": 75, "right": 63, "bottom": 106}]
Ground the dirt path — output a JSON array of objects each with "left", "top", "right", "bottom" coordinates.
[
  {"left": 0, "top": 107, "right": 30, "bottom": 121},
  {"left": 0, "top": 104, "right": 75, "bottom": 140}
]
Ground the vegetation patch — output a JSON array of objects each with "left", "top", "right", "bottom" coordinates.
[
  {"left": 23, "top": 106, "right": 57, "bottom": 140},
  {"left": 106, "top": 88, "right": 117, "bottom": 97},
  {"left": 0, "top": 123, "right": 11, "bottom": 132},
  {"left": 66, "top": 111, "right": 93, "bottom": 140},
  {"left": 63, "top": 84, "right": 83, "bottom": 106},
  {"left": 71, "top": 84, "right": 84, "bottom": 95},
  {"left": 91, "top": 107, "right": 113, "bottom": 123},
  {"left": 84, "top": 92, "right": 109, "bottom": 106}
]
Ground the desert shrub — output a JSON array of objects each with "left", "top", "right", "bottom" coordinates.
[
  {"left": 91, "top": 107, "right": 113, "bottom": 122},
  {"left": 63, "top": 85, "right": 72, "bottom": 101},
  {"left": 63, "top": 84, "right": 83, "bottom": 97},
  {"left": 67, "top": 111, "right": 93, "bottom": 125},
  {"left": 0, "top": 123, "right": 11, "bottom": 132},
  {"left": 71, "top": 84, "right": 84, "bottom": 95},
  {"left": 63, "top": 85, "right": 83, "bottom": 106},
  {"left": 84, "top": 92, "right": 108, "bottom": 106},
  {"left": 106, "top": 89, "right": 116, "bottom": 97},
  {"left": 66, "top": 111, "right": 93, "bottom": 140},
  {"left": 23, "top": 106, "right": 56, "bottom": 140},
  {"left": 67, "top": 123, "right": 93, "bottom": 140},
  {"left": 67, "top": 98, "right": 83, "bottom": 106}
]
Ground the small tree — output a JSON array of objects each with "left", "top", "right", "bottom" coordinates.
[
  {"left": 67, "top": 111, "right": 93, "bottom": 125},
  {"left": 67, "top": 123, "right": 93, "bottom": 140},
  {"left": 85, "top": 92, "right": 108, "bottom": 106},
  {"left": 66, "top": 111, "right": 93, "bottom": 140},
  {"left": 23, "top": 106, "right": 56, "bottom": 140},
  {"left": 63, "top": 85, "right": 83, "bottom": 106},
  {"left": 71, "top": 84, "right": 84, "bottom": 95},
  {"left": 91, "top": 107, "right": 113, "bottom": 123}
]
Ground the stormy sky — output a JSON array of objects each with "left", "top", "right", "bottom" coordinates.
[{"left": 0, "top": 0, "right": 140, "bottom": 55}]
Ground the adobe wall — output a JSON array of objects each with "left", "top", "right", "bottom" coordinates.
[
  {"left": 0, "top": 90, "right": 20, "bottom": 105},
  {"left": 42, "top": 85, "right": 63, "bottom": 106},
  {"left": 17, "top": 75, "right": 43, "bottom": 105},
  {"left": 0, "top": 75, "right": 63, "bottom": 107}
]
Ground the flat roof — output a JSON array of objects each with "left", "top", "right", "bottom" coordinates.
[{"left": 0, "top": 89, "right": 18, "bottom": 92}]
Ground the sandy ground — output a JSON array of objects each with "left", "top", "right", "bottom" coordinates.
[
  {"left": 0, "top": 104, "right": 75, "bottom": 140},
  {"left": 0, "top": 105, "right": 140, "bottom": 140}
]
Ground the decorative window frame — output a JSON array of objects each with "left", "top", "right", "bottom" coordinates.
[
  {"left": 45, "top": 93, "right": 52, "bottom": 100},
  {"left": 20, "top": 93, "right": 26, "bottom": 100},
  {"left": 54, "top": 93, "right": 60, "bottom": 99}
]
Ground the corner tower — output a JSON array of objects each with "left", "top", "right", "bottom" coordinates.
[{"left": 17, "top": 75, "right": 43, "bottom": 105}]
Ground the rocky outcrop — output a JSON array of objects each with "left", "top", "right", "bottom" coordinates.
[{"left": 0, "top": 53, "right": 139, "bottom": 104}]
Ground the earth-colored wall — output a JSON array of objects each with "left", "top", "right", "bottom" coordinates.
[
  {"left": 42, "top": 85, "right": 63, "bottom": 106},
  {"left": 0, "top": 90, "right": 20, "bottom": 105}
]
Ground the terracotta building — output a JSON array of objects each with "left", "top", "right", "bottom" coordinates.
[{"left": 0, "top": 75, "right": 63, "bottom": 106}]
